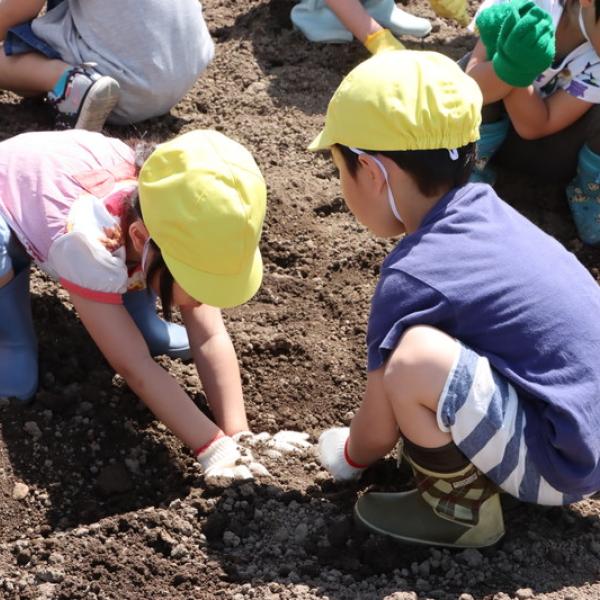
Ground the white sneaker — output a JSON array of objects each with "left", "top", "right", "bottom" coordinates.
[{"left": 48, "top": 63, "right": 120, "bottom": 131}]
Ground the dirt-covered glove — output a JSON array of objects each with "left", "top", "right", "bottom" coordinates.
[
  {"left": 428, "top": 0, "right": 470, "bottom": 27},
  {"left": 364, "top": 29, "right": 405, "bottom": 55},
  {"left": 493, "top": 0, "right": 555, "bottom": 87},
  {"left": 233, "top": 430, "right": 312, "bottom": 458},
  {"left": 318, "top": 427, "right": 366, "bottom": 482},
  {"left": 475, "top": 3, "right": 514, "bottom": 60},
  {"left": 196, "top": 435, "right": 268, "bottom": 484}
]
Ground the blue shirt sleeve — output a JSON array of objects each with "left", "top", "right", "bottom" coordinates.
[{"left": 367, "top": 270, "right": 456, "bottom": 371}]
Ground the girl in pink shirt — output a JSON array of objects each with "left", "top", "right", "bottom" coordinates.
[{"left": 0, "top": 129, "right": 309, "bottom": 482}]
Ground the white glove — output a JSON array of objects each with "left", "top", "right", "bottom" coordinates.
[
  {"left": 196, "top": 436, "right": 269, "bottom": 484},
  {"left": 318, "top": 427, "right": 366, "bottom": 482},
  {"left": 233, "top": 430, "right": 312, "bottom": 458}
]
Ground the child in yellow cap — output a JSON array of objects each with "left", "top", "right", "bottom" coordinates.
[
  {"left": 291, "top": 0, "right": 469, "bottom": 54},
  {"left": 310, "top": 50, "right": 600, "bottom": 548},
  {"left": 0, "top": 128, "right": 310, "bottom": 484}
]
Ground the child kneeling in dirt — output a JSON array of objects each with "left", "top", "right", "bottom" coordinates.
[
  {"left": 0, "top": 0, "right": 214, "bottom": 131},
  {"left": 291, "top": 0, "right": 469, "bottom": 54},
  {"left": 310, "top": 50, "right": 600, "bottom": 548},
  {"left": 0, "top": 129, "right": 309, "bottom": 483},
  {"left": 466, "top": 0, "right": 600, "bottom": 244}
]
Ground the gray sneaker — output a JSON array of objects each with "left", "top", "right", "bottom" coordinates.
[{"left": 48, "top": 63, "right": 120, "bottom": 132}]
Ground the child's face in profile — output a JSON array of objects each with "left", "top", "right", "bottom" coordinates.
[
  {"left": 144, "top": 251, "right": 201, "bottom": 309},
  {"left": 578, "top": 0, "right": 600, "bottom": 55},
  {"left": 330, "top": 146, "right": 405, "bottom": 238}
]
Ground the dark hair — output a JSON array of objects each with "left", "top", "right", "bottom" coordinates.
[
  {"left": 129, "top": 190, "right": 175, "bottom": 322},
  {"left": 334, "top": 143, "right": 476, "bottom": 198}
]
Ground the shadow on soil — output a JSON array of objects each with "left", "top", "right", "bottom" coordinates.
[
  {"left": 0, "top": 277, "right": 199, "bottom": 534},
  {"left": 201, "top": 471, "right": 600, "bottom": 600},
  {"left": 209, "top": 0, "right": 478, "bottom": 117}
]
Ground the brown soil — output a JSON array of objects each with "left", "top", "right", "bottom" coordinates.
[{"left": 2, "top": 1, "right": 600, "bottom": 599}]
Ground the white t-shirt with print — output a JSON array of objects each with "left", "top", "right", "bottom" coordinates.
[{"left": 474, "top": 0, "right": 600, "bottom": 103}]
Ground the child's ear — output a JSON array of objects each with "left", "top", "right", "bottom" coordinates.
[
  {"left": 358, "top": 154, "right": 387, "bottom": 193},
  {"left": 128, "top": 220, "right": 150, "bottom": 254}
]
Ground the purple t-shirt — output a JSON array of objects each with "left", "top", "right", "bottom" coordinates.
[{"left": 367, "top": 183, "right": 600, "bottom": 495}]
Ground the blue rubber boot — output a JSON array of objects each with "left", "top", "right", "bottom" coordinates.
[
  {"left": 0, "top": 267, "right": 38, "bottom": 402},
  {"left": 364, "top": 0, "right": 432, "bottom": 37},
  {"left": 566, "top": 145, "right": 600, "bottom": 245},
  {"left": 291, "top": 0, "right": 354, "bottom": 43},
  {"left": 470, "top": 119, "right": 509, "bottom": 184},
  {"left": 122, "top": 289, "right": 192, "bottom": 360}
]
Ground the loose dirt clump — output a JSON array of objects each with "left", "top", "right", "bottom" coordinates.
[{"left": 2, "top": 1, "right": 600, "bottom": 599}]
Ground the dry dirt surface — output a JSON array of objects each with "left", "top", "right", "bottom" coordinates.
[{"left": 2, "top": 1, "right": 600, "bottom": 599}]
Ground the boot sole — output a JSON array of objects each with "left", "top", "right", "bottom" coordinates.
[{"left": 74, "top": 77, "right": 121, "bottom": 132}]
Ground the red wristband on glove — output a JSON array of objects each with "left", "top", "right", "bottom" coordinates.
[
  {"left": 194, "top": 430, "right": 225, "bottom": 456},
  {"left": 344, "top": 438, "right": 368, "bottom": 469}
]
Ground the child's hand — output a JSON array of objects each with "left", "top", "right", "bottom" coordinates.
[
  {"left": 196, "top": 436, "right": 269, "bottom": 484},
  {"left": 493, "top": 0, "right": 555, "bottom": 87},
  {"left": 233, "top": 430, "right": 312, "bottom": 458},
  {"left": 475, "top": 3, "right": 514, "bottom": 60},
  {"left": 364, "top": 29, "right": 405, "bottom": 55},
  {"left": 318, "top": 427, "right": 366, "bottom": 481},
  {"left": 428, "top": 0, "right": 470, "bottom": 27}
]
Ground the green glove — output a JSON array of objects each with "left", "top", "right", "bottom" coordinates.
[
  {"left": 492, "top": 0, "right": 555, "bottom": 87},
  {"left": 475, "top": 3, "right": 514, "bottom": 60}
]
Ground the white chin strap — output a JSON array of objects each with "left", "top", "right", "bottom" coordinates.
[
  {"left": 141, "top": 236, "right": 152, "bottom": 273},
  {"left": 349, "top": 147, "right": 404, "bottom": 223}
]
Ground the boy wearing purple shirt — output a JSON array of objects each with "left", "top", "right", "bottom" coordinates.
[{"left": 311, "top": 49, "right": 600, "bottom": 548}]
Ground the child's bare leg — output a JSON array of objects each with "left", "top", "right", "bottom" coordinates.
[
  {"left": 0, "top": 0, "right": 46, "bottom": 40},
  {"left": 348, "top": 325, "right": 457, "bottom": 465},
  {"left": 0, "top": 50, "right": 69, "bottom": 93},
  {"left": 384, "top": 325, "right": 457, "bottom": 446},
  {"left": 325, "top": 0, "right": 380, "bottom": 42}
]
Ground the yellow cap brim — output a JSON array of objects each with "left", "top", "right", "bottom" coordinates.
[
  {"left": 164, "top": 247, "right": 263, "bottom": 309},
  {"left": 308, "top": 129, "right": 331, "bottom": 152}
]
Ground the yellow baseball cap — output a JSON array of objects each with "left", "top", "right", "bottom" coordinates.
[
  {"left": 139, "top": 130, "right": 266, "bottom": 309},
  {"left": 309, "top": 50, "right": 482, "bottom": 152}
]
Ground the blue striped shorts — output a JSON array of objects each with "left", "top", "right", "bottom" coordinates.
[{"left": 437, "top": 343, "right": 584, "bottom": 506}]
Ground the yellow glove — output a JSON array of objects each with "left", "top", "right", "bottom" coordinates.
[
  {"left": 364, "top": 28, "right": 406, "bottom": 54},
  {"left": 428, "top": 0, "right": 470, "bottom": 26}
]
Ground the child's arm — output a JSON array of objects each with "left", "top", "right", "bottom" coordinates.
[
  {"left": 466, "top": 40, "right": 513, "bottom": 105},
  {"left": 181, "top": 304, "right": 249, "bottom": 436},
  {"left": 69, "top": 293, "right": 221, "bottom": 452},
  {"left": 503, "top": 87, "right": 593, "bottom": 140},
  {"left": 325, "top": 0, "right": 381, "bottom": 43},
  {"left": 318, "top": 368, "right": 399, "bottom": 480}
]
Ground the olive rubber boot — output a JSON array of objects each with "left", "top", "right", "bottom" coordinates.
[
  {"left": 0, "top": 267, "right": 38, "bottom": 402},
  {"left": 354, "top": 455, "right": 505, "bottom": 548},
  {"left": 122, "top": 289, "right": 192, "bottom": 360}
]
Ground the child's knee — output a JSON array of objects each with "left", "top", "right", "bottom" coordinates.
[{"left": 383, "top": 326, "right": 458, "bottom": 400}]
